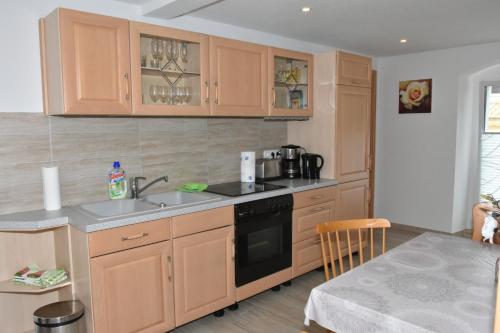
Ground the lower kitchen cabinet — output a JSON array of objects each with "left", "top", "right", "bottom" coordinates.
[
  {"left": 292, "top": 237, "right": 324, "bottom": 277},
  {"left": 293, "top": 201, "right": 335, "bottom": 243},
  {"left": 90, "top": 241, "right": 175, "bottom": 333},
  {"left": 335, "top": 179, "right": 370, "bottom": 220},
  {"left": 292, "top": 188, "right": 336, "bottom": 278},
  {"left": 173, "top": 225, "right": 236, "bottom": 326}
]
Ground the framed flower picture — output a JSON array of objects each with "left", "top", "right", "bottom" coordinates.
[{"left": 399, "top": 78, "right": 432, "bottom": 114}]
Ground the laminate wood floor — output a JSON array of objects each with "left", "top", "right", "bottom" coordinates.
[{"left": 174, "top": 227, "right": 423, "bottom": 333}]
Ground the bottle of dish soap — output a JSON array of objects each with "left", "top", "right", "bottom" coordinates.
[{"left": 108, "top": 161, "right": 127, "bottom": 199}]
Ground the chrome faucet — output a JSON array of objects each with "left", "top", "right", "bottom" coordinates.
[{"left": 130, "top": 176, "right": 168, "bottom": 199}]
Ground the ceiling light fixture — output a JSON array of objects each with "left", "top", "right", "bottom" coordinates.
[
  {"left": 302, "top": 7, "right": 311, "bottom": 12},
  {"left": 400, "top": 39, "right": 408, "bottom": 44}
]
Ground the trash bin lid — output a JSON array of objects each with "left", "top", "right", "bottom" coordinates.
[{"left": 34, "top": 300, "right": 84, "bottom": 325}]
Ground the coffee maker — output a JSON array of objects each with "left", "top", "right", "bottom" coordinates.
[
  {"left": 301, "top": 153, "right": 324, "bottom": 179},
  {"left": 280, "top": 145, "right": 306, "bottom": 179}
]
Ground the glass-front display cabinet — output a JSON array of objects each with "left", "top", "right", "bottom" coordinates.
[
  {"left": 130, "top": 22, "right": 210, "bottom": 116},
  {"left": 268, "top": 48, "right": 313, "bottom": 117}
]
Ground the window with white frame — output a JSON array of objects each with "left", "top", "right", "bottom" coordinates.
[{"left": 480, "top": 83, "right": 500, "bottom": 198}]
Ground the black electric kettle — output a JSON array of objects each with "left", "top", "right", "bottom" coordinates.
[{"left": 301, "top": 153, "right": 324, "bottom": 179}]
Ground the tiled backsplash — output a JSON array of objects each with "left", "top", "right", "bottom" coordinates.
[{"left": 0, "top": 113, "right": 287, "bottom": 214}]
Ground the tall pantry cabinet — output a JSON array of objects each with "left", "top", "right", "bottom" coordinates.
[{"left": 288, "top": 50, "right": 374, "bottom": 219}]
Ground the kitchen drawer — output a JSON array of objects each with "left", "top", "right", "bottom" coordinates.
[
  {"left": 88, "top": 218, "right": 171, "bottom": 257},
  {"left": 293, "top": 186, "right": 336, "bottom": 209},
  {"left": 293, "top": 201, "right": 335, "bottom": 243},
  {"left": 292, "top": 236, "right": 323, "bottom": 278},
  {"left": 172, "top": 206, "right": 234, "bottom": 238}
]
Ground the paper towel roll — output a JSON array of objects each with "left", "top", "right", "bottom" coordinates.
[
  {"left": 42, "top": 166, "right": 61, "bottom": 211},
  {"left": 240, "top": 151, "right": 256, "bottom": 183}
]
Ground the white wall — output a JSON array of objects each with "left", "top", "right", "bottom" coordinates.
[
  {"left": 0, "top": 0, "right": 330, "bottom": 114},
  {"left": 375, "top": 41, "right": 500, "bottom": 233}
]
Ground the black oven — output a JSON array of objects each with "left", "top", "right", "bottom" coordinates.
[{"left": 234, "top": 194, "right": 293, "bottom": 287}]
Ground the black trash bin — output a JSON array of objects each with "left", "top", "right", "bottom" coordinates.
[{"left": 34, "top": 300, "right": 85, "bottom": 333}]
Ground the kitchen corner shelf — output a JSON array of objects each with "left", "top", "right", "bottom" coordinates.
[{"left": 0, "top": 279, "right": 72, "bottom": 294}]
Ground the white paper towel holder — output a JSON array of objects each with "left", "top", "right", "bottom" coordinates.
[{"left": 42, "top": 166, "right": 62, "bottom": 211}]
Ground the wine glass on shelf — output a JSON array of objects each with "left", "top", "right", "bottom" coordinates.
[
  {"left": 172, "top": 40, "right": 179, "bottom": 62},
  {"left": 159, "top": 86, "right": 168, "bottom": 104},
  {"left": 165, "top": 39, "right": 173, "bottom": 61},
  {"left": 150, "top": 39, "right": 160, "bottom": 68},
  {"left": 177, "top": 87, "right": 186, "bottom": 104},
  {"left": 166, "top": 86, "right": 173, "bottom": 105},
  {"left": 156, "top": 40, "right": 165, "bottom": 67},
  {"left": 180, "top": 42, "right": 188, "bottom": 63},
  {"left": 149, "top": 85, "right": 159, "bottom": 103},
  {"left": 184, "top": 87, "right": 192, "bottom": 103}
]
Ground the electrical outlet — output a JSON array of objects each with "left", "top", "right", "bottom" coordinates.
[{"left": 263, "top": 149, "right": 280, "bottom": 159}]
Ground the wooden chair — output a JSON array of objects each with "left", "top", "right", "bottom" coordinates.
[{"left": 316, "top": 218, "right": 391, "bottom": 281}]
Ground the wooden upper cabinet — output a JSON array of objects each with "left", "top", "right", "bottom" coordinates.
[
  {"left": 335, "top": 85, "right": 371, "bottom": 183},
  {"left": 42, "top": 8, "right": 131, "bottom": 115},
  {"left": 336, "top": 51, "right": 372, "bottom": 88},
  {"left": 173, "top": 225, "right": 235, "bottom": 326},
  {"left": 90, "top": 241, "right": 175, "bottom": 333},
  {"left": 335, "top": 179, "right": 370, "bottom": 220},
  {"left": 209, "top": 37, "right": 268, "bottom": 116},
  {"left": 129, "top": 22, "right": 210, "bottom": 116},
  {"left": 268, "top": 47, "right": 313, "bottom": 117}
]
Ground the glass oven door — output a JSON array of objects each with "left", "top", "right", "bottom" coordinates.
[{"left": 235, "top": 209, "right": 292, "bottom": 287}]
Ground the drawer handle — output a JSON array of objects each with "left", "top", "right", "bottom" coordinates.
[
  {"left": 352, "top": 80, "right": 362, "bottom": 84},
  {"left": 311, "top": 195, "right": 324, "bottom": 200},
  {"left": 313, "top": 238, "right": 322, "bottom": 244},
  {"left": 310, "top": 207, "right": 326, "bottom": 213},
  {"left": 121, "top": 232, "right": 149, "bottom": 241},
  {"left": 167, "top": 256, "right": 173, "bottom": 282}
]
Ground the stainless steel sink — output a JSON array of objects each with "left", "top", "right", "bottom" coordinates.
[
  {"left": 74, "top": 191, "right": 221, "bottom": 221},
  {"left": 143, "top": 191, "right": 220, "bottom": 208},
  {"left": 75, "top": 199, "right": 161, "bottom": 220}
]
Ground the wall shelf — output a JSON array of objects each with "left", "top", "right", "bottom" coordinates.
[{"left": 0, "top": 279, "right": 72, "bottom": 294}]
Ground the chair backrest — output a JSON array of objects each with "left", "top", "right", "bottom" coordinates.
[{"left": 316, "top": 218, "right": 391, "bottom": 281}]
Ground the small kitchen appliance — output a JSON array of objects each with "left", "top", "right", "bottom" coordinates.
[
  {"left": 280, "top": 145, "right": 306, "bottom": 179},
  {"left": 255, "top": 158, "right": 282, "bottom": 181},
  {"left": 301, "top": 153, "right": 324, "bottom": 179}
]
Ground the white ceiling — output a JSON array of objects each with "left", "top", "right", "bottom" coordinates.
[{"left": 117, "top": 0, "right": 500, "bottom": 56}]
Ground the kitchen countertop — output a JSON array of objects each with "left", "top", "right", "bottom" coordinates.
[{"left": 0, "top": 178, "right": 337, "bottom": 233}]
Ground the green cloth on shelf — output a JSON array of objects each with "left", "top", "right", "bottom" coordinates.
[
  {"left": 176, "top": 182, "right": 208, "bottom": 192},
  {"left": 13, "top": 264, "right": 68, "bottom": 288}
]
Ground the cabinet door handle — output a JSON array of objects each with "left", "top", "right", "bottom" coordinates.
[
  {"left": 214, "top": 81, "right": 219, "bottom": 105},
  {"left": 167, "top": 255, "right": 173, "bottom": 282},
  {"left": 311, "top": 195, "right": 324, "bottom": 200},
  {"left": 310, "top": 207, "right": 326, "bottom": 213},
  {"left": 352, "top": 79, "right": 362, "bottom": 85},
  {"left": 204, "top": 80, "right": 209, "bottom": 103},
  {"left": 121, "top": 232, "right": 148, "bottom": 241},
  {"left": 232, "top": 239, "right": 235, "bottom": 261},
  {"left": 313, "top": 238, "right": 322, "bottom": 245},
  {"left": 272, "top": 87, "right": 276, "bottom": 106},
  {"left": 124, "top": 73, "right": 130, "bottom": 100}
]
